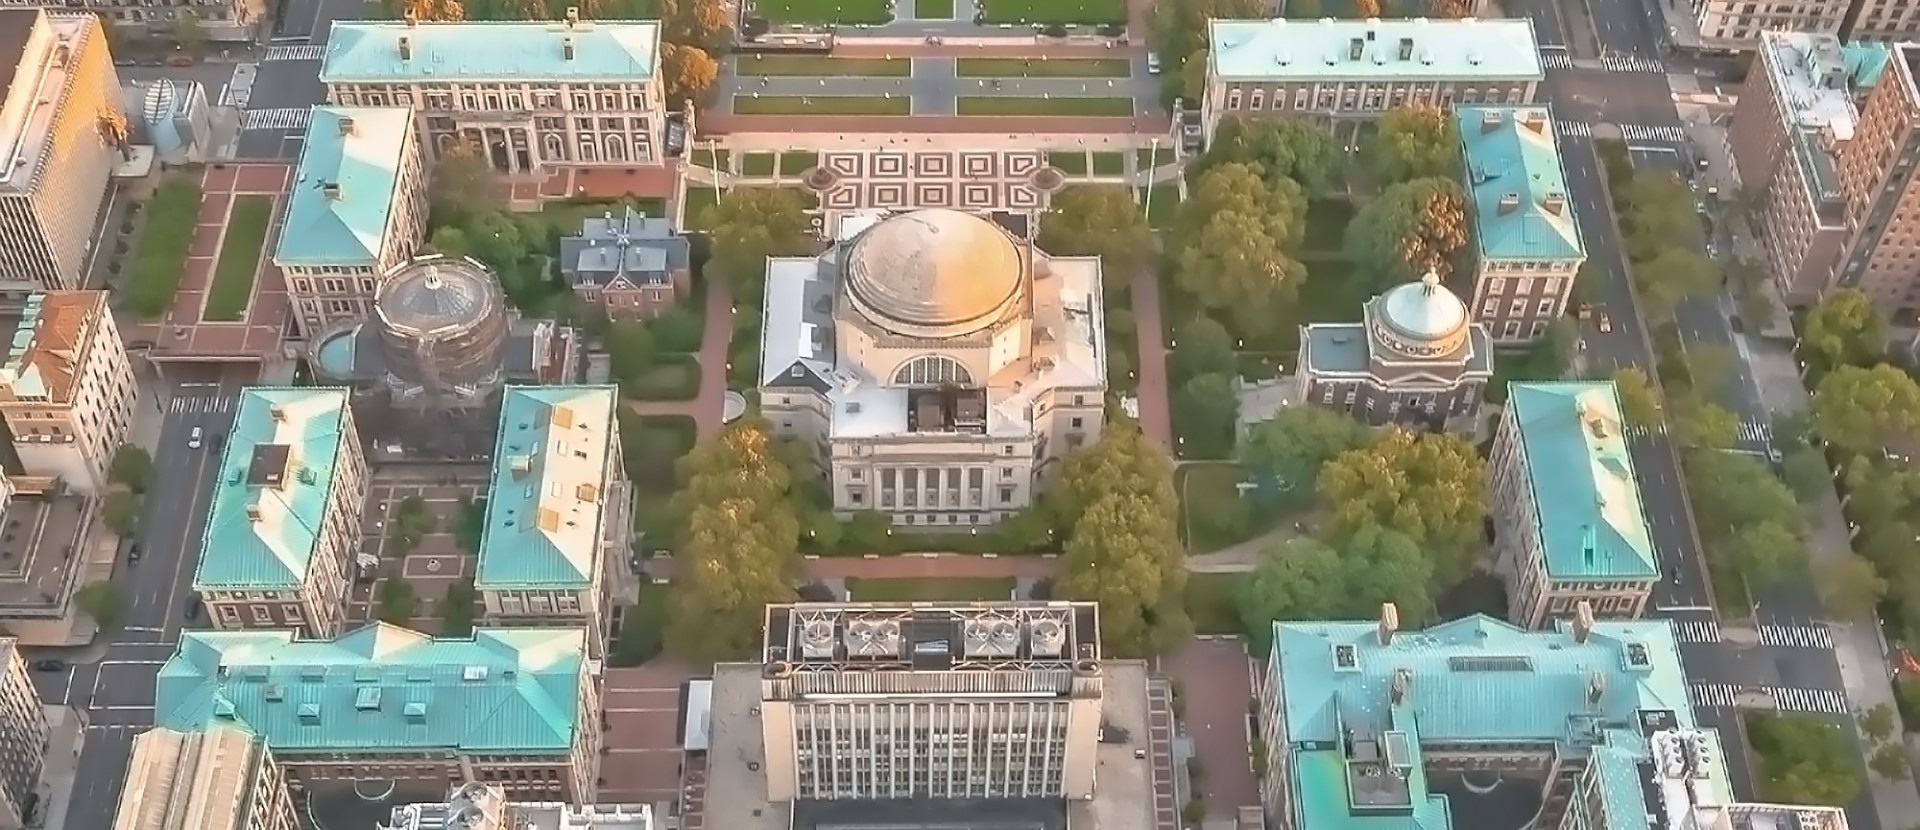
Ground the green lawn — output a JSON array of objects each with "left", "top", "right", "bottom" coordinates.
[
  {"left": 540, "top": 198, "right": 668, "bottom": 230},
  {"left": 127, "top": 176, "right": 203, "bottom": 320},
  {"left": 736, "top": 55, "right": 912, "bottom": 77},
  {"left": 734, "top": 95, "right": 911, "bottom": 116},
  {"left": 620, "top": 413, "right": 699, "bottom": 492},
  {"left": 955, "top": 57, "right": 1132, "bottom": 78},
  {"left": 847, "top": 577, "right": 1018, "bottom": 602},
  {"left": 203, "top": 195, "right": 274, "bottom": 322},
  {"left": 1135, "top": 184, "right": 1181, "bottom": 230},
  {"left": 688, "top": 148, "right": 730, "bottom": 172},
  {"left": 1136, "top": 146, "right": 1174, "bottom": 169},
  {"left": 978, "top": 0, "right": 1124, "bottom": 23},
  {"left": 956, "top": 97, "right": 1134, "bottom": 116},
  {"left": 779, "top": 151, "right": 819, "bottom": 176},
  {"left": 682, "top": 187, "right": 721, "bottom": 229},
  {"left": 1303, "top": 198, "right": 1357, "bottom": 255},
  {"left": 740, "top": 152, "right": 778, "bottom": 176},
  {"left": 752, "top": 0, "right": 892, "bottom": 23},
  {"left": 1048, "top": 151, "right": 1126, "bottom": 176},
  {"left": 1185, "top": 572, "right": 1242, "bottom": 636},
  {"left": 913, "top": 0, "right": 954, "bottom": 17},
  {"left": 1089, "top": 152, "right": 1124, "bottom": 175},
  {"left": 623, "top": 354, "right": 701, "bottom": 401},
  {"left": 1048, "top": 151, "right": 1089, "bottom": 175},
  {"left": 740, "top": 151, "right": 824, "bottom": 177}
]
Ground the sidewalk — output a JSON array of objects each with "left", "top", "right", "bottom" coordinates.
[
  {"left": 36, "top": 705, "right": 85, "bottom": 830},
  {"left": 1744, "top": 339, "right": 1920, "bottom": 821}
]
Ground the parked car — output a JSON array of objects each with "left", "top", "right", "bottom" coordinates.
[
  {"left": 188, "top": 425, "right": 203, "bottom": 449},
  {"left": 29, "top": 659, "right": 65, "bottom": 672},
  {"left": 126, "top": 544, "right": 141, "bottom": 565},
  {"left": 1146, "top": 52, "right": 1162, "bottom": 74}
]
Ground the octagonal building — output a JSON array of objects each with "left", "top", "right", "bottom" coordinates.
[{"left": 758, "top": 209, "right": 1108, "bottom": 526}]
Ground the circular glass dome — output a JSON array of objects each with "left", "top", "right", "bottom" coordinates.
[
  {"left": 1374, "top": 272, "right": 1470, "bottom": 356},
  {"left": 843, "top": 209, "right": 1026, "bottom": 338}
]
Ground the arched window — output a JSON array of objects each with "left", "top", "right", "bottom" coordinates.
[{"left": 892, "top": 355, "right": 974, "bottom": 387}]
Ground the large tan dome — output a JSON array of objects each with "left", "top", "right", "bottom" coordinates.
[{"left": 844, "top": 209, "right": 1026, "bottom": 338}]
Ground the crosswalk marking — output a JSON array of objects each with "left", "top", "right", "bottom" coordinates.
[
  {"left": 1625, "top": 418, "right": 1770, "bottom": 444},
  {"left": 1601, "top": 53, "right": 1668, "bottom": 74},
  {"left": 168, "top": 395, "right": 233, "bottom": 414},
  {"left": 1542, "top": 52, "right": 1574, "bottom": 70},
  {"left": 1670, "top": 620, "right": 1833, "bottom": 649},
  {"left": 241, "top": 107, "right": 309, "bottom": 131},
  {"left": 1620, "top": 123, "right": 1689, "bottom": 144},
  {"left": 1555, "top": 119, "right": 1592, "bottom": 138},
  {"left": 263, "top": 44, "right": 325, "bottom": 61},
  {"left": 1689, "top": 683, "right": 1850, "bottom": 715}
]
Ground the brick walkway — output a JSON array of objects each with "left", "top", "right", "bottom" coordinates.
[
  {"left": 623, "top": 278, "right": 735, "bottom": 441},
  {"left": 700, "top": 113, "right": 1170, "bottom": 137},
  {"left": 126, "top": 162, "right": 292, "bottom": 358},
  {"left": 1131, "top": 268, "right": 1173, "bottom": 448}
]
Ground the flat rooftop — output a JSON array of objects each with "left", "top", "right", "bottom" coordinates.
[
  {"left": 0, "top": 11, "right": 96, "bottom": 196},
  {"left": 0, "top": 494, "right": 86, "bottom": 616},
  {"left": 1758, "top": 31, "right": 1859, "bottom": 226},
  {"left": 1207, "top": 17, "right": 1543, "bottom": 82},
  {"left": 763, "top": 602, "right": 1100, "bottom": 673}
]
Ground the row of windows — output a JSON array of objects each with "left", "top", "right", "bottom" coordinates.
[
  {"left": 1481, "top": 298, "right": 1559, "bottom": 318},
  {"left": 1226, "top": 83, "right": 1529, "bottom": 113},
  {"left": 336, "top": 89, "right": 652, "bottom": 113}
]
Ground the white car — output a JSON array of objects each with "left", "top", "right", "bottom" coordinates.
[
  {"left": 188, "top": 426, "right": 203, "bottom": 450},
  {"left": 1146, "top": 52, "right": 1162, "bottom": 74}
]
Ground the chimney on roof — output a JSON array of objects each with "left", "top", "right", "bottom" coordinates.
[
  {"left": 403, "top": 11, "right": 417, "bottom": 26},
  {"left": 1498, "top": 192, "right": 1520, "bottom": 215},
  {"left": 1544, "top": 191, "right": 1566, "bottom": 216},
  {"left": 1377, "top": 602, "right": 1399, "bottom": 646},
  {"left": 563, "top": 36, "right": 576, "bottom": 61},
  {"left": 566, "top": 5, "right": 580, "bottom": 25},
  {"left": 1480, "top": 108, "right": 1501, "bottom": 133},
  {"left": 1521, "top": 109, "right": 1547, "bottom": 134},
  {"left": 1347, "top": 37, "right": 1364, "bottom": 61},
  {"left": 245, "top": 504, "right": 263, "bottom": 523},
  {"left": 337, "top": 117, "right": 356, "bottom": 137},
  {"left": 269, "top": 405, "right": 286, "bottom": 422},
  {"left": 322, "top": 182, "right": 341, "bottom": 201},
  {"left": 1572, "top": 600, "right": 1594, "bottom": 643},
  {"left": 1389, "top": 668, "right": 1411, "bottom": 705},
  {"left": 398, "top": 35, "right": 412, "bottom": 61}
]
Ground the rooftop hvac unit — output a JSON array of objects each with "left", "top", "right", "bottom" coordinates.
[
  {"left": 845, "top": 619, "right": 902, "bottom": 658},
  {"left": 1028, "top": 618, "right": 1066, "bottom": 656},
  {"left": 800, "top": 619, "right": 837, "bottom": 659},
  {"left": 964, "top": 619, "right": 1022, "bottom": 658}
]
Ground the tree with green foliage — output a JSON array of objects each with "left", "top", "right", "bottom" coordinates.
[
  {"left": 1803, "top": 288, "right": 1888, "bottom": 371},
  {"left": 1369, "top": 104, "right": 1460, "bottom": 185},
  {"left": 660, "top": 0, "right": 732, "bottom": 51},
  {"left": 377, "top": 571, "right": 418, "bottom": 625},
  {"left": 1049, "top": 422, "right": 1188, "bottom": 655},
  {"left": 109, "top": 445, "right": 153, "bottom": 493},
  {"left": 1631, "top": 247, "right": 1719, "bottom": 322},
  {"left": 1745, "top": 712, "right": 1865, "bottom": 806},
  {"left": 661, "top": 43, "right": 719, "bottom": 107},
  {"left": 1173, "top": 373, "right": 1239, "bottom": 459},
  {"left": 606, "top": 319, "right": 658, "bottom": 399},
  {"left": 1783, "top": 446, "right": 1834, "bottom": 501},
  {"left": 1236, "top": 525, "right": 1431, "bottom": 650},
  {"left": 428, "top": 139, "right": 497, "bottom": 224},
  {"left": 1860, "top": 703, "right": 1898, "bottom": 743},
  {"left": 1343, "top": 177, "right": 1469, "bottom": 296},
  {"left": 1173, "top": 164, "right": 1306, "bottom": 335},
  {"left": 389, "top": 495, "right": 436, "bottom": 555},
  {"left": 1682, "top": 450, "right": 1808, "bottom": 592},
  {"left": 171, "top": 11, "right": 205, "bottom": 51},
  {"left": 103, "top": 490, "right": 142, "bottom": 537},
  {"left": 1610, "top": 368, "right": 1664, "bottom": 427},
  {"left": 1038, "top": 185, "right": 1153, "bottom": 290},
  {"left": 702, "top": 188, "right": 814, "bottom": 302},
  {"left": 439, "top": 579, "right": 478, "bottom": 636},
  {"left": 1671, "top": 398, "right": 1742, "bottom": 451},
  {"left": 454, "top": 497, "right": 487, "bottom": 554},
  {"left": 1819, "top": 552, "right": 1887, "bottom": 621},
  {"left": 75, "top": 581, "right": 123, "bottom": 631},
  {"left": 610, "top": 586, "right": 669, "bottom": 667},
  {"left": 1870, "top": 743, "right": 1910, "bottom": 782},
  {"left": 1237, "top": 405, "right": 1373, "bottom": 496},
  {"left": 1619, "top": 172, "right": 1704, "bottom": 259},
  {"left": 664, "top": 421, "right": 801, "bottom": 662},
  {"left": 1169, "top": 317, "right": 1238, "bottom": 384},
  {"left": 1150, "top": 0, "right": 1271, "bottom": 108},
  {"left": 1317, "top": 427, "right": 1486, "bottom": 586},
  {"left": 1813, "top": 364, "right": 1920, "bottom": 456},
  {"left": 1189, "top": 116, "right": 1340, "bottom": 194}
]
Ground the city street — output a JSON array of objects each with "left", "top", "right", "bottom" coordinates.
[
  {"left": 234, "top": 0, "right": 361, "bottom": 159},
  {"left": 34, "top": 366, "right": 249, "bottom": 830}
]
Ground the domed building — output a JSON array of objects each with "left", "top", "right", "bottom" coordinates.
[
  {"left": 759, "top": 208, "right": 1109, "bottom": 525},
  {"left": 1294, "top": 272, "right": 1494, "bottom": 428}
]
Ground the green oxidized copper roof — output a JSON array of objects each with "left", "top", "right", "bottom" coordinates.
[
  {"left": 321, "top": 20, "right": 660, "bottom": 83},
  {"left": 192, "top": 388, "right": 353, "bottom": 591},
  {"left": 1507, "top": 381, "right": 1658, "bottom": 581},
  {"left": 476, "top": 385, "right": 620, "bottom": 590},
  {"left": 1457, "top": 106, "right": 1585, "bottom": 262},
  {"left": 274, "top": 106, "right": 414, "bottom": 267},
  {"left": 155, "top": 624, "right": 586, "bottom": 755}
]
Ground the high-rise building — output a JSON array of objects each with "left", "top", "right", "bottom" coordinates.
[
  {"left": 703, "top": 601, "right": 1161, "bottom": 830},
  {"left": 154, "top": 624, "right": 600, "bottom": 802},
  {"left": 1201, "top": 18, "right": 1542, "bottom": 141},
  {"left": 109, "top": 726, "right": 298, "bottom": 830},
  {"left": 319, "top": 16, "right": 666, "bottom": 174},
  {"left": 1729, "top": 31, "right": 1888, "bottom": 302},
  {"left": 475, "top": 385, "right": 631, "bottom": 656},
  {"left": 1256, "top": 604, "right": 1850, "bottom": 830},
  {"left": 273, "top": 106, "right": 429, "bottom": 340},
  {"left": 0, "top": 0, "right": 262, "bottom": 42},
  {"left": 1490, "top": 382, "right": 1658, "bottom": 627},
  {"left": 1826, "top": 43, "right": 1920, "bottom": 314},
  {"left": 0, "top": 11, "right": 122, "bottom": 299},
  {"left": 1456, "top": 106, "right": 1585, "bottom": 344},
  {"left": 0, "top": 638, "right": 47, "bottom": 830},
  {"left": 191, "top": 388, "right": 367, "bottom": 637},
  {"left": 1841, "top": 0, "right": 1920, "bottom": 43},
  {"left": 0, "top": 291, "right": 136, "bottom": 494}
]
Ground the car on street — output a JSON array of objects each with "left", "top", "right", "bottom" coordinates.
[
  {"left": 1577, "top": 303, "right": 1592, "bottom": 320},
  {"left": 29, "top": 659, "right": 64, "bottom": 672},
  {"left": 1146, "top": 52, "right": 1162, "bottom": 74},
  {"left": 1597, "top": 312, "right": 1613, "bottom": 333},
  {"left": 188, "top": 425, "right": 203, "bottom": 449},
  {"left": 126, "top": 544, "right": 141, "bottom": 565}
]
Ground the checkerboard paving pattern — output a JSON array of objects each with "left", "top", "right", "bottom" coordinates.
[{"left": 814, "top": 149, "right": 1056, "bottom": 212}]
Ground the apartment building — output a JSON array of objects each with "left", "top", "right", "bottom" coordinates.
[
  {"left": 0, "top": 639, "right": 45, "bottom": 829},
  {"left": 1730, "top": 32, "right": 1885, "bottom": 301},
  {"left": 475, "top": 385, "right": 631, "bottom": 657},
  {"left": 1201, "top": 17, "right": 1541, "bottom": 141},
  {"left": 1490, "top": 382, "right": 1658, "bottom": 627},
  {"left": 110, "top": 726, "right": 298, "bottom": 830},
  {"left": 1827, "top": 44, "right": 1920, "bottom": 315},
  {"left": 1254, "top": 605, "right": 1847, "bottom": 830},
  {"left": 190, "top": 388, "right": 367, "bottom": 638},
  {"left": 273, "top": 106, "right": 429, "bottom": 340},
  {"left": 0, "top": 11, "right": 122, "bottom": 300},
  {"left": 760, "top": 210, "right": 1107, "bottom": 525},
  {"left": 558, "top": 207, "right": 691, "bottom": 319},
  {"left": 154, "top": 624, "right": 601, "bottom": 802},
  {"left": 1841, "top": 0, "right": 1920, "bottom": 42},
  {"left": 1457, "top": 106, "right": 1585, "bottom": 343},
  {"left": 320, "top": 15, "right": 666, "bottom": 174},
  {"left": 0, "top": 291, "right": 135, "bottom": 495},
  {"left": 6, "top": 0, "right": 262, "bottom": 41}
]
